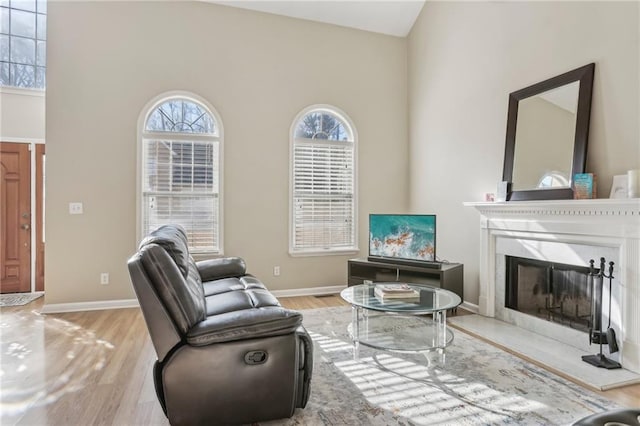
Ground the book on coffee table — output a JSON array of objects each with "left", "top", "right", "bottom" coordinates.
[
  {"left": 374, "top": 284, "right": 420, "bottom": 302},
  {"left": 375, "top": 284, "right": 415, "bottom": 293}
]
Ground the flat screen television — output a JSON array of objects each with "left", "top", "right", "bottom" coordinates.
[{"left": 368, "top": 214, "right": 437, "bottom": 266}]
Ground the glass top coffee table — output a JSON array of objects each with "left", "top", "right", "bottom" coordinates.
[{"left": 340, "top": 283, "right": 462, "bottom": 354}]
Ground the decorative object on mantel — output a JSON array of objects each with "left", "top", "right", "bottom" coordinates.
[
  {"left": 574, "top": 173, "right": 597, "bottom": 199},
  {"left": 609, "top": 175, "right": 628, "bottom": 199},
  {"left": 582, "top": 258, "right": 621, "bottom": 369},
  {"left": 501, "top": 63, "right": 595, "bottom": 201},
  {"left": 496, "top": 181, "right": 509, "bottom": 202},
  {"left": 628, "top": 169, "right": 640, "bottom": 198}
]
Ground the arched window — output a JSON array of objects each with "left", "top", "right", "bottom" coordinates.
[
  {"left": 139, "top": 94, "right": 222, "bottom": 253},
  {"left": 290, "top": 105, "right": 357, "bottom": 255}
]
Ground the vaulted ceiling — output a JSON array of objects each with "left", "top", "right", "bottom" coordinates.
[{"left": 210, "top": 1, "right": 426, "bottom": 37}]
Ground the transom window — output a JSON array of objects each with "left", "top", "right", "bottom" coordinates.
[
  {"left": 0, "top": 0, "right": 47, "bottom": 89},
  {"left": 290, "top": 106, "right": 357, "bottom": 255},
  {"left": 140, "top": 96, "right": 222, "bottom": 253},
  {"left": 145, "top": 99, "right": 215, "bottom": 134}
]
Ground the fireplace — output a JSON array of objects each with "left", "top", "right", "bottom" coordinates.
[
  {"left": 466, "top": 199, "right": 640, "bottom": 375},
  {"left": 505, "top": 256, "right": 592, "bottom": 334}
]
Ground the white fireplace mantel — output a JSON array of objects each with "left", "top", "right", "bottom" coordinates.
[
  {"left": 465, "top": 198, "right": 640, "bottom": 373},
  {"left": 465, "top": 198, "right": 640, "bottom": 233}
]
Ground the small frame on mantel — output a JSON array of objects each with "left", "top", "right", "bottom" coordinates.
[{"left": 609, "top": 175, "right": 628, "bottom": 199}]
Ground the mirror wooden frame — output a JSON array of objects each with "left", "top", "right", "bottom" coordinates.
[{"left": 502, "top": 63, "right": 595, "bottom": 201}]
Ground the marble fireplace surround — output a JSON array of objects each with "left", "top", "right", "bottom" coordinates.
[{"left": 465, "top": 199, "right": 640, "bottom": 375}]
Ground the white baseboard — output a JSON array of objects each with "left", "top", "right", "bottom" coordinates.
[
  {"left": 40, "top": 299, "right": 139, "bottom": 314},
  {"left": 460, "top": 301, "right": 479, "bottom": 314},
  {"left": 270, "top": 285, "right": 346, "bottom": 298},
  {"left": 39, "top": 286, "right": 346, "bottom": 313}
]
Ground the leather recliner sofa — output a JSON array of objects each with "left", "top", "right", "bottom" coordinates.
[{"left": 127, "top": 224, "right": 313, "bottom": 425}]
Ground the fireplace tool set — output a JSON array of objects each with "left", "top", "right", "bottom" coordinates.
[{"left": 582, "top": 258, "right": 621, "bottom": 369}]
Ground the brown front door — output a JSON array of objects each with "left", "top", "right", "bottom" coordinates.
[{"left": 1, "top": 142, "right": 31, "bottom": 293}]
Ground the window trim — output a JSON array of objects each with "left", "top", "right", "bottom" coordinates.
[
  {"left": 289, "top": 104, "right": 358, "bottom": 257},
  {"left": 136, "top": 91, "right": 224, "bottom": 254}
]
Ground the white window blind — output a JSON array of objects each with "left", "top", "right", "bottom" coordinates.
[
  {"left": 141, "top": 97, "right": 221, "bottom": 253},
  {"left": 290, "top": 107, "right": 356, "bottom": 254}
]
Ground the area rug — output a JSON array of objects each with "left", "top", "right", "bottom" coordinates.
[
  {"left": 263, "top": 306, "right": 619, "bottom": 426},
  {"left": 0, "top": 292, "right": 43, "bottom": 307}
]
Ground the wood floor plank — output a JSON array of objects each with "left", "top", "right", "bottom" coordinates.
[{"left": 0, "top": 294, "right": 637, "bottom": 426}]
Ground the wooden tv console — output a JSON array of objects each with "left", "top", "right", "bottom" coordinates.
[{"left": 347, "top": 258, "right": 464, "bottom": 300}]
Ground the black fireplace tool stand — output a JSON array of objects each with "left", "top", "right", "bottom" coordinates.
[{"left": 582, "top": 258, "right": 621, "bottom": 369}]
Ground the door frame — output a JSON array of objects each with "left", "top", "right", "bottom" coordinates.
[
  {"left": 35, "top": 143, "right": 44, "bottom": 291},
  {"left": 2, "top": 138, "right": 45, "bottom": 293}
]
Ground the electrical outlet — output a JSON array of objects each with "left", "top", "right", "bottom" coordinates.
[
  {"left": 69, "top": 202, "right": 83, "bottom": 215},
  {"left": 100, "top": 273, "right": 109, "bottom": 285},
  {"left": 273, "top": 266, "right": 280, "bottom": 276}
]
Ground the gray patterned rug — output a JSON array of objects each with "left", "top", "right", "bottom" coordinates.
[
  {"left": 0, "top": 293, "right": 43, "bottom": 307},
  {"left": 263, "top": 306, "right": 618, "bottom": 426}
]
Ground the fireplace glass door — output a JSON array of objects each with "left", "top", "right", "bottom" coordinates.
[{"left": 505, "top": 256, "right": 592, "bottom": 333}]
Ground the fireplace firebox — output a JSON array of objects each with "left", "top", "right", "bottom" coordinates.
[{"left": 505, "top": 256, "right": 594, "bottom": 333}]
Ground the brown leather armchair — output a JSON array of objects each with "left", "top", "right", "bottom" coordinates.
[{"left": 127, "top": 225, "right": 312, "bottom": 425}]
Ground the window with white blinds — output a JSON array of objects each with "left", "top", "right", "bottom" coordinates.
[
  {"left": 290, "top": 106, "right": 357, "bottom": 255},
  {"left": 140, "top": 96, "right": 222, "bottom": 254}
]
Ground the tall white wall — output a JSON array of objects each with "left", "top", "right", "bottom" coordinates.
[
  {"left": 45, "top": 2, "right": 408, "bottom": 305},
  {"left": 408, "top": 1, "right": 639, "bottom": 305}
]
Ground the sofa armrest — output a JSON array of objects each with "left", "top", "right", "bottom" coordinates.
[
  {"left": 196, "top": 257, "right": 246, "bottom": 282},
  {"left": 186, "top": 307, "right": 302, "bottom": 346}
]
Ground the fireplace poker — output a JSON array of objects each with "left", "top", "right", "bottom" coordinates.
[{"left": 604, "top": 260, "right": 619, "bottom": 354}]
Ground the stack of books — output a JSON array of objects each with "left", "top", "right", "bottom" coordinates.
[{"left": 374, "top": 284, "right": 420, "bottom": 302}]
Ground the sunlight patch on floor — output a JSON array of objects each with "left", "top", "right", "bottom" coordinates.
[
  {"left": 0, "top": 310, "right": 113, "bottom": 418},
  {"left": 310, "top": 329, "right": 550, "bottom": 424}
]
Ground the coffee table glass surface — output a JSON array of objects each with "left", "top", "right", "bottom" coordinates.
[
  {"left": 340, "top": 283, "right": 461, "bottom": 314},
  {"left": 340, "top": 283, "right": 462, "bottom": 352}
]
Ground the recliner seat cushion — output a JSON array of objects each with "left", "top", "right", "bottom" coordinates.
[
  {"left": 203, "top": 277, "right": 278, "bottom": 313},
  {"left": 204, "top": 287, "right": 279, "bottom": 316},
  {"left": 202, "top": 275, "right": 267, "bottom": 297},
  {"left": 187, "top": 306, "right": 302, "bottom": 345}
]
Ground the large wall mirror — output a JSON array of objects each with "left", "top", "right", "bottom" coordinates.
[{"left": 502, "top": 63, "right": 595, "bottom": 201}]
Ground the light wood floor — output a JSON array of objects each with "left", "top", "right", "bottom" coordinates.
[{"left": 0, "top": 295, "right": 637, "bottom": 426}]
